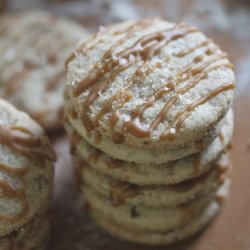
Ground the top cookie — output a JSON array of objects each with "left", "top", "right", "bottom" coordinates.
[
  {"left": 65, "top": 18, "right": 235, "bottom": 151},
  {"left": 0, "top": 11, "right": 86, "bottom": 131},
  {"left": 0, "top": 99, "right": 56, "bottom": 236}
]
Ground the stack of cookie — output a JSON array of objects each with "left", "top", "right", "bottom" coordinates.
[
  {"left": 64, "top": 18, "right": 235, "bottom": 245},
  {"left": 0, "top": 99, "right": 55, "bottom": 249},
  {"left": 0, "top": 11, "right": 85, "bottom": 132}
]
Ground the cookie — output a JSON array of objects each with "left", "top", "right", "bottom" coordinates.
[
  {"left": 0, "top": 11, "right": 86, "bottom": 131},
  {"left": 76, "top": 153, "right": 230, "bottom": 208},
  {"left": 65, "top": 99, "right": 228, "bottom": 164},
  {"left": 86, "top": 177, "right": 231, "bottom": 245},
  {"left": 0, "top": 99, "right": 55, "bottom": 236},
  {"left": 67, "top": 109, "right": 233, "bottom": 184},
  {"left": 65, "top": 17, "right": 235, "bottom": 163}
]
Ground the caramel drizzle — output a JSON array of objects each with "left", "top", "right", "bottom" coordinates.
[
  {"left": 175, "top": 39, "right": 212, "bottom": 57},
  {"left": 2, "top": 24, "right": 53, "bottom": 97},
  {"left": 110, "top": 182, "right": 140, "bottom": 207},
  {"left": 2, "top": 25, "right": 65, "bottom": 98},
  {"left": 69, "top": 107, "right": 78, "bottom": 120},
  {"left": 65, "top": 27, "right": 109, "bottom": 68},
  {"left": 4, "top": 67, "right": 33, "bottom": 98},
  {"left": 93, "top": 37, "right": 208, "bottom": 140},
  {"left": 106, "top": 158, "right": 125, "bottom": 169},
  {"left": 0, "top": 178, "right": 28, "bottom": 221},
  {"left": 0, "top": 125, "right": 46, "bottom": 165},
  {"left": 72, "top": 20, "right": 234, "bottom": 143},
  {"left": 160, "top": 82, "right": 235, "bottom": 140},
  {"left": 109, "top": 165, "right": 218, "bottom": 206},
  {"left": 125, "top": 54, "right": 233, "bottom": 140},
  {"left": 124, "top": 51, "right": 230, "bottom": 138},
  {"left": 73, "top": 20, "right": 165, "bottom": 97},
  {"left": 73, "top": 22, "right": 197, "bottom": 138},
  {"left": 85, "top": 143, "right": 125, "bottom": 169},
  {"left": 87, "top": 148, "right": 102, "bottom": 164},
  {"left": 65, "top": 18, "right": 157, "bottom": 68},
  {"left": 0, "top": 124, "right": 50, "bottom": 221},
  {"left": 94, "top": 91, "right": 133, "bottom": 128},
  {"left": 46, "top": 70, "right": 65, "bottom": 91}
]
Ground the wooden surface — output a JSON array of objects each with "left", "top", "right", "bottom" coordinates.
[{"left": 2, "top": 0, "right": 250, "bottom": 249}]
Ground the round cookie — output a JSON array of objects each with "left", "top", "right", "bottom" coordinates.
[
  {"left": 65, "top": 98, "right": 227, "bottom": 164},
  {"left": 0, "top": 99, "right": 55, "bottom": 236},
  {"left": 76, "top": 153, "right": 230, "bottom": 207},
  {"left": 83, "top": 183, "right": 216, "bottom": 232},
  {"left": 0, "top": 11, "right": 86, "bottom": 131},
  {"left": 65, "top": 17, "right": 235, "bottom": 162},
  {"left": 67, "top": 109, "right": 233, "bottom": 184},
  {"left": 86, "top": 178, "right": 231, "bottom": 245}
]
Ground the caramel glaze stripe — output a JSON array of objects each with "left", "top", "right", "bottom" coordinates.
[
  {"left": 0, "top": 162, "right": 28, "bottom": 175},
  {"left": 73, "top": 19, "right": 160, "bottom": 97},
  {"left": 0, "top": 124, "right": 50, "bottom": 165},
  {"left": 65, "top": 18, "right": 156, "bottom": 68},
  {"left": 105, "top": 24, "right": 197, "bottom": 139},
  {"left": 77, "top": 142, "right": 125, "bottom": 169},
  {"left": 93, "top": 90, "right": 133, "bottom": 128},
  {"left": 81, "top": 62, "right": 133, "bottom": 132},
  {"left": 95, "top": 57, "right": 170, "bottom": 133},
  {"left": 0, "top": 179, "right": 29, "bottom": 221},
  {"left": 175, "top": 39, "right": 212, "bottom": 57},
  {"left": 4, "top": 69, "right": 32, "bottom": 98},
  {"left": 112, "top": 17, "right": 160, "bottom": 36},
  {"left": 65, "top": 27, "right": 113, "bottom": 67},
  {"left": 87, "top": 148, "right": 102, "bottom": 164},
  {"left": 46, "top": 70, "right": 65, "bottom": 91},
  {"left": 93, "top": 90, "right": 133, "bottom": 143},
  {"left": 124, "top": 52, "right": 232, "bottom": 138},
  {"left": 100, "top": 24, "right": 198, "bottom": 141},
  {"left": 106, "top": 157, "right": 125, "bottom": 169},
  {"left": 3, "top": 23, "right": 59, "bottom": 97},
  {"left": 123, "top": 51, "right": 220, "bottom": 137},
  {"left": 65, "top": 38, "right": 98, "bottom": 68},
  {"left": 108, "top": 92, "right": 133, "bottom": 143},
  {"left": 0, "top": 15, "right": 42, "bottom": 56},
  {"left": 108, "top": 164, "right": 221, "bottom": 207},
  {"left": 72, "top": 24, "right": 155, "bottom": 131},
  {"left": 0, "top": 123, "right": 51, "bottom": 221},
  {"left": 96, "top": 38, "right": 212, "bottom": 137},
  {"left": 70, "top": 130, "right": 82, "bottom": 148},
  {"left": 160, "top": 82, "right": 235, "bottom": 140},
  {"left": 176, "top": 51, "right": 226, "bottom": 85},
  {"left": 93, "top": 60, "right": 155, "bottom": 139}
]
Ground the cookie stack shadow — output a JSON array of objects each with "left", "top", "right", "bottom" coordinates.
[{"left": 64, "top": 18, "right": 235, "bottom": 245}]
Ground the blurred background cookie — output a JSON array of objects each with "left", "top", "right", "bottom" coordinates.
[{"left": 0, "top": 11, "right": 86, "bottom": 132}]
